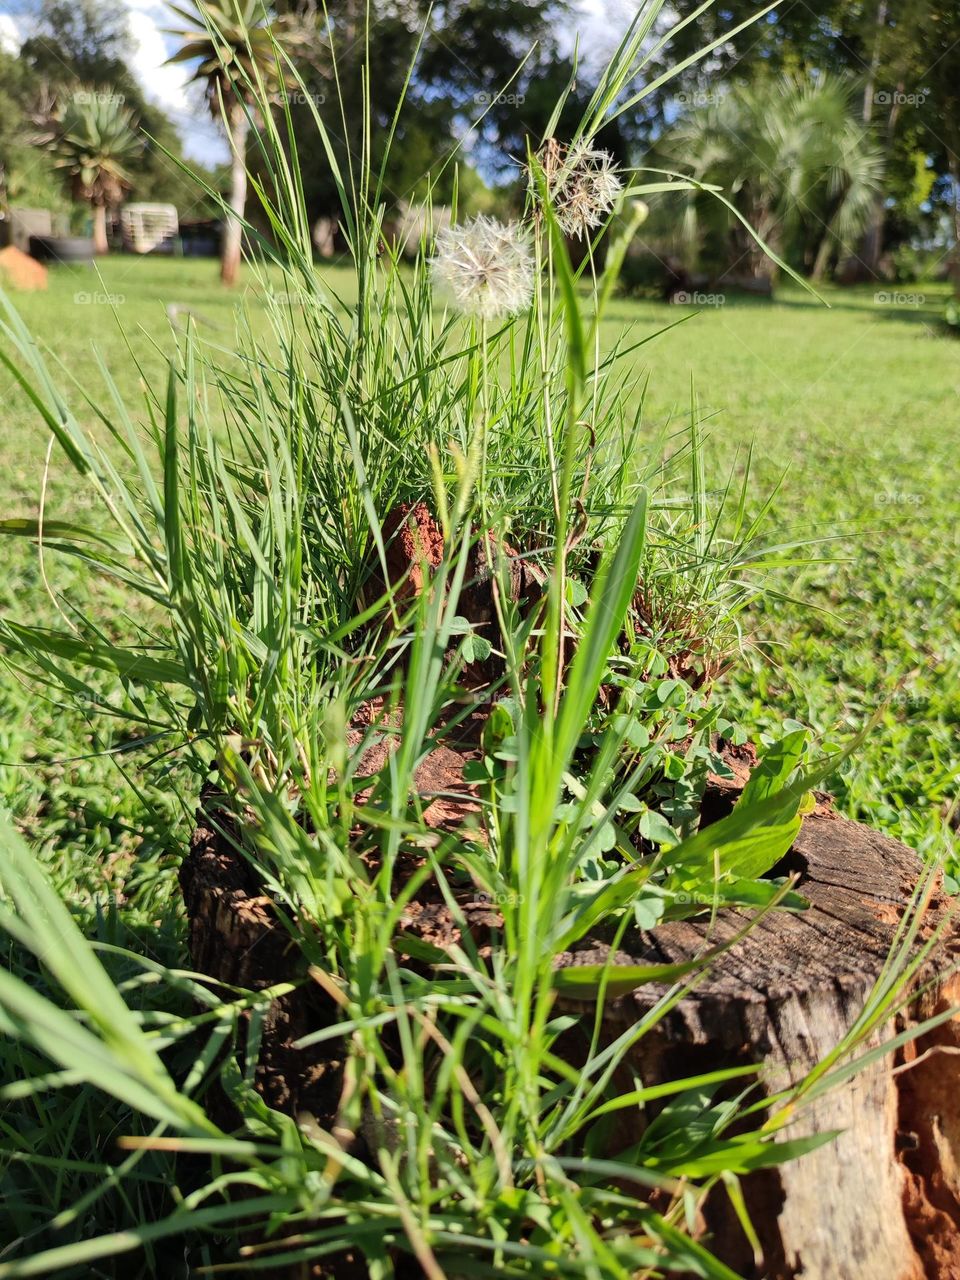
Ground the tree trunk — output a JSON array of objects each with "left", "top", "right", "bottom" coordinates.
[
  {"left": 810, "top": 234, "right": 833, "bottom": 282},
  {"left": 221, "top": 101, "right": 251, "bottom": 287},
  {"left": 839, "top": 2, "right": 892, "bottom": 280},
  {"left": 861, "top": 85, "right": 902, "bottom": 278},
  {"left": 861, "top": 192, "right": 886, "bottom": 277},
  {"left": 949, "top": 153, "right": 960, "bottom": 283},
  {"left": 92, "top": 204, "right": 108, "bottom": 255},
  {"left": 811, "top": 204, "right": 841, "bottom": 282},
  {"left": 862, "top": 1, "right": 887, "bottom": 125}
]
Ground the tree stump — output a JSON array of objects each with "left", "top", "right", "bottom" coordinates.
[
  {"left": 179, "top": 790, "right": 960, "bottom": 1280},
  {"left": 179, "top": 812, "right": 349, "bottom": 1123}
]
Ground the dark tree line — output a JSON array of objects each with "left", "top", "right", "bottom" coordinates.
[
  {"left": 654, "top": 0, "right": 960, "bottom": 277},
  {"left": 2, "top": 0, "right": 957, "bottom": 279}
]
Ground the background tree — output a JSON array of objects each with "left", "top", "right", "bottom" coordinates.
[
  {"left": 8, "top": 1, "right": 220, "bottom": 225},
  {"left": 653, "top": 0, "right": 956, "bottom": 277},
  {"left": 648, "top": 0, "right": 873, "bottom": 93},
  {"left": 0, "top": 49, "right": 68, "bottom": 217},
  {"left": 277, "top": 0, "right": 431, "bottom": 221},
  {"left": 270, "top": 0, "right": 568, "bottom": 226},
  {"left": 50, "top": 92, "right": 143, "bottom": 252},
  {"left": 167, "top": 0, "right": 293, "bottom": 285},
  {"left": 890, "top": 0, "right": 960, "bottom": 270},
  {"left": 17, "top": 0, "right": 132, "bottom": 87},
  {"left": 6, "top": 0, "right": 955, "bottom": 280},
  {"left": 658, "top": 74, "right": 884, "bottom": 281}
]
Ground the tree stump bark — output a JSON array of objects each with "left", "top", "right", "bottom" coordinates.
[
  {"left": 178, "top": 812, "right": 350, "bottom": 1124},
  {"left": 557, "top": 807, "right": 960, "bottom": 1280},
  {"left": 179, "top": 793, "right": 960, "bottom": 1280}
]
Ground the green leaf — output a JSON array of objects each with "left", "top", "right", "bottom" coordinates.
[
  {"left": 162, "top": 363, "right": 186, "bottom": 594},
  {"left": 663, "top": 877, "right": 809, "bottom": 920},
  {"left": 658, "top": 713, "right": 883, "bottom": 881},
  {"left": 554, "top": 493, "right": 648, "bottom": 777},
  {"left": 535, "top": 157, "right": 587, "bottom": 394},
  {"left": 0, "top": 816, "right": 210, "bottom": 1134},
  {"left": 637, "top": 808, "right": 676, "bottom": 845},
  {"left": 552, "top": 957, "right": 708, "bottom": 998},
  {"left": 666, "top": 817, "right": 803, "bottom": 886},
  {"left": 1, "top": 622, "right": 188, "bottom": 687},
  {"left": 738, "top": 728, "right": 809, "bottom": 811},
  {"left": 558, "top": 861, "right": 653, "bottom": 948},
  {"left": 0, "top": 518, "right": 121, "bottom": 550},
  {"left": 664, "top": 1130, "right": 839, "bottom": 1178},
  {"left": 644, "top": 1211, "right": 747, "bottom": 1280},
  {"left": 461, "top": 632, "right": 493, "bottom": 664}
]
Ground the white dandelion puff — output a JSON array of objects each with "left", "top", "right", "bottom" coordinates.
[
  {"left": 532, "top": 139, "right": 624, "bottom": 239},
  {"left": 430, "top": 215, "right": 534, "bottom": 321}
]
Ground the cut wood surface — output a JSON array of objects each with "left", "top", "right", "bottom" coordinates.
[{"left": 180, "top": 786, "right": 960, "bottom": 1280}]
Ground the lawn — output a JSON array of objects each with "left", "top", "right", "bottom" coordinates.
[{"left": 1, "top": 256, "right": 957, "bottom": 917}]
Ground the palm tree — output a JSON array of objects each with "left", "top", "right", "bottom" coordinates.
[
  {"left": 660, "top": 75, "right": 884, "bottom": 283},
  {"left": 50, "top": 93, "right": 142, "bottom": 254},
  {"left": 167, "top": 1, "right": 289, "bottom": 286},
  {"left": 809, "top": 105, "right": 888, "bottom": 281}
]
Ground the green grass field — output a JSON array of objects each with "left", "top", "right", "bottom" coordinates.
[{"left": 2, "top": 256, "right": 957, "bottom": 924}]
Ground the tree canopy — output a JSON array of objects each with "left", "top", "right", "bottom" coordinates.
[{"left": 1, "top": 0, "right": 957, "bottom": 279}]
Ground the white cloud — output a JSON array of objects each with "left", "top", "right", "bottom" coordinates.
[{"left": 0, "top": 12, "right": 22, "bottom": 55}]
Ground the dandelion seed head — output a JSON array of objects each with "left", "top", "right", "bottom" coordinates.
[
  {"left": 532, "top": 139, "right": 624, "bottom": 239},
  {"left": 430, "top": 215, "right": 534, "bottom": 321}
]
